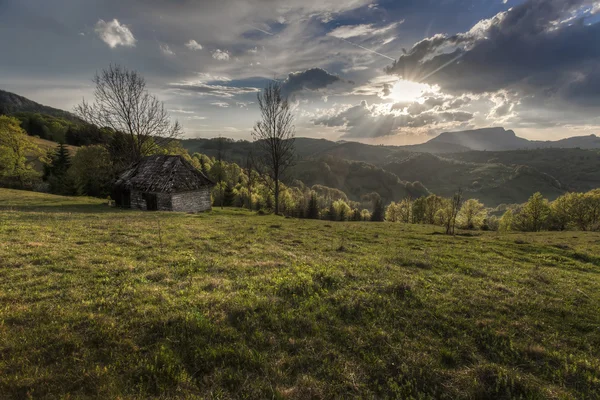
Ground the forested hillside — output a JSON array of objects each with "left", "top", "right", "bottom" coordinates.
[{"left": 3, "top": 88, "right": 600, "bottom": 208}]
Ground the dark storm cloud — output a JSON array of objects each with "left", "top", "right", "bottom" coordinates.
[
  {"left": 386, "top": 0, "right": 600, "bottom": 105},
  {"left": 281, "top": 68, "right": 343, "bottom": 96}
]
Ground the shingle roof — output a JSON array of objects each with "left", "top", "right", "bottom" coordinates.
[{"left": 114, "top": 155, "right": 215, "bottom": 193}]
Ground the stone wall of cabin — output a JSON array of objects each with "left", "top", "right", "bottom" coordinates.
[
  {"left": 171, "top": 188, "right": 212, "bottom": 213},
  {"left": 130, "top": 190, "right": 172, "bottom": 211}
]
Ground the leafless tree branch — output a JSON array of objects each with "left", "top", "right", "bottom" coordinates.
[{"left": 75, "top": 64, "right": 181, "bottom": 165}]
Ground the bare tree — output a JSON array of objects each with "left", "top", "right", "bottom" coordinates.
[
  {"left": 75, "top": 64, "right": 181, "bottom": 165},
  {"left": 445, "top": 188, "right": 463, "bottom": 235},
  {"left": 244, "top": 156, "right": 257, "bottom": 210},
  {"left": 216, "top": 136, "right": 225, "bottom": 209},
  {"left": 251, "top": 81, "right": 295, "bottom": 215}
]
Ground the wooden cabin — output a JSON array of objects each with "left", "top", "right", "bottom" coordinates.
[{"left": 113, "top": 155, "right": 215, "bottom": 212}]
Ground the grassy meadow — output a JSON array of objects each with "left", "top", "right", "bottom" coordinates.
[{"left": 0, "top": 188, "right": 599, "bottom": 399}]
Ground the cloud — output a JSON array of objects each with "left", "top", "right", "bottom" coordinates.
[
  {"left": 386, "top": 0, "right": 600, "bottom": 107},
  {"left": 160, "top": 44, "right": 175, "bottom": 56},
  {"left": 185, "top": 40, "right": 203, "bottom": 50},
  {"left": 169, "top": 80, "right": 260, "bottom": 98},
  {"left": 281, "top": 68, "right": 343, "bottom": 96},
  {"left": 212, "top": 49, "right": 230, "bottom": 61},
  {"left": 327, "top": 22, "right": 401, "bottom": 39},
  {"left": 313, "top": 100, "right": 474, "bottom": 138},
  {"left": 94, "top": 19, "right": 136, "bottom": 48},
  {"left": 211, "top": 101, "right": 230, "bottom": 108}
]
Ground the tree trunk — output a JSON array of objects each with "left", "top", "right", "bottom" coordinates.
[{"left": 274, "top": 179, "right": 280, "bottom": 215}]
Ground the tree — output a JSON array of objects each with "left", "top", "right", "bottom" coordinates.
[
  {"left": 214, "top": 136, "right": 226, "bottom": 209},
  {"left": 412, "top": 196, "right": 427, "bottom": 224},
  {"left": 439, "top": 189, "right": 463, "bottom": 234},
  {"left": 424, "top": 194, "right": 445, "bottom": 225},
  {"left": 398, "top": 197, "right": 413, "bottom": 223},
  {"left": 457, "top": 199, "right": 486, "bottom": 230},
  {"left": 499, "top": 209, "right": 515, "bottom": 231},
  {"left": 0, "top": 116, "right": 41, "bottom": 188},
  {"left": 361, "top": 209, "right": 372, "bottom": 221},
  {"left": 333, "top": 199, "right": 351, "bottom": 221},
  {"left": 44, "top": 143, "right": 75, "bottom": 195},
  {"left": 327, "top": 203, "right": 337, "bottom": 221},
  {"left": 251, "top": 81, "right": 295, "bottom": 215},
  {"left": 385, "top": 202, "right": 400, "bottom": 222},
  {"left": 75, "top": 64, "right": 181, "bottom": 165},
  {"left": 371, "top": 197, "right": 385, "bottom": 222},
  {"left": 223, "top": 183, "right": 235, "bottom": 207},
  {"left": 306, "top": 192, "right": 320, "bottom": 219},
  {"left": 520, "top": 192, "right": 550, "bottom": 232},
  {"left": 244, "top": 157, "right": 257, "bottom": 210},
  {"left": 69, "top": 145, "right": 114, "bottom": 197},
  {"left": 549, "top": 193, "right": 572, "bottom": 231}
]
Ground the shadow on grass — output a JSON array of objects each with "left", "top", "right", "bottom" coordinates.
[{"left": 0, "top": 204, "right": 120, "bottom": 214}]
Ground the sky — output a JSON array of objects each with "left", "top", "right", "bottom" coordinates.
[{"left": 1, "top": 0, "right": 600, "bottom": 144}]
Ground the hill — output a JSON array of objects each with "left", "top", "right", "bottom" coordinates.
[
  {"left": 445, "top": 148, "right": 600, "bottom": 193},
  {"left": 290, "top": 156, "right": 428, "bottom": 204},
  {"left": 1, "top": 189, "right": 599, "bottom": 398},
  {"left": 425, "top": 127, "right": 600, "bottom": 152},
  {"left": 0, "top": 89, "right": 80, "bottom": 122},
  {"left": 383, "top": 153, "right": 565, "bottom": 206},
  {"left": 427, "top": 127, "right": 531, "bottom": 151}
]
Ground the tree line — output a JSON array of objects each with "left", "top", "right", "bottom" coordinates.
[
  {"left": 381, "top": 190, "right": 600, "bottom": 233},
  {"left": 2, "top": 64, "right": 599, "bottom": 233}
]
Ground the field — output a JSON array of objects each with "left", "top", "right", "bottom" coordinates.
[{"left": 1, "top": 189, "right": 599, "bottom": 399}]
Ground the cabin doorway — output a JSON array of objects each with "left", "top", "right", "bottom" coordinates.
[
  {"left": 120, "top": 189, "right": 131, "bottom": 208},
  {"left": 144, "top": 193, "right": 158, "bottom": 211}
]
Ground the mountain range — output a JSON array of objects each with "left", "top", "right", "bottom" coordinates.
[{"left": 2, "top": 88, "right": 600, "bottom": 207}]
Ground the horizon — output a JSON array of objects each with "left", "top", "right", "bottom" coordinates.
[{"left": 2, "top": 0, "right": 600, "bottom": 144}]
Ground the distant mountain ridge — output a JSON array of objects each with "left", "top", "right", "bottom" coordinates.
[
  {"left": 2, "top": 88, "right": 600, "bottom": 206},
  {"left": 0, "top": 89, "right": 81, "bottom": 122},
  {"left": 425, "top": 127, "right": 600, "bottom": 152}
]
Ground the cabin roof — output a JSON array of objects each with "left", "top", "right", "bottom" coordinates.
[{"left": 114, "top": 155, "right": 214, "bottom": 194}]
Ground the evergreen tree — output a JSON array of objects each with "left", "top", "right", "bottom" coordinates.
[
  {"left": 306, "top": 193, "right": 320, "bottom": 219},
  {"left": 223, "top": 183, "right": 235, "bottom": 207},
  {"left": 45, "top": 143, "right": 75, "bottom": 195},
  {"left": 327, "top": 203, "right": 337, "bottom": 221},
  {"left": 371, "top": 198, "right": 385, "bottom": 222}
]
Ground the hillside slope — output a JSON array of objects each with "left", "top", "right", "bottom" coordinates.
[
  {"left": 290, "top": 156, "right": 429, "bottom": 203},
  {"left": 0, "top": 89, "right": 80, "bottom": 122},
  {"left": 426, "top": 127, "right": 600, "bottom": 152},
  {"left": 384, "top": 153, "right": 565, "bottom": 205},
  {"left": 446, "top": 148, "right": 600, "bottom": 193},
  {"left": 1, "top": 189, "right": 599, "bottom": 399}
]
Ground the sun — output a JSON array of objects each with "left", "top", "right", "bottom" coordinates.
[{"left": 387, "top": 79, "right": 431, "bottom": 103}]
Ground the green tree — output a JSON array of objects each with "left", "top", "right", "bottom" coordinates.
[
  {"left": 549, "top": 193, "right": 572, "bottom": 231},
  {"left": 371, "top": 197, "right": 385, "bottom": 222},
  {"left": 69, "top": 145, "right": 113, "bottom": 197},
  {"left": 457, "top": 199, "right": 487, "bottom": 230},
  {"left": 385, "top": 202, "right": 400, "bottom": 222},
  {"left": 520, "top": 192, "right": 550, "bottom": 232},
  {"left": 306, "top": 193, "right": 320, "bottom": 219},
  {"left": 499, "top": 209, "right": 515, "bottom": 232},
  {"left": 223, "top": 183, "right": 235, "bottom": 207},
  {"left": 45, "top": 143, "right": 75, "bottom": 195},
  {"left": 333, "top": 199, "right": 351, "bottom": 221},
  {"left": 412, "top": 196, "right": 427, "bottom": 224},
  {"left": 424, "top": 194, "right": 445, "bottom": 225},
  {"left": 0, "top": 116, "right": 41, "bottom": 188},
  {"left": 327, "top": 203, "right": 337, "bottom": 221}
]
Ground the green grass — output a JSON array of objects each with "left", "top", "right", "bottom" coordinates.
[{"left": 1, "top": 189, "right": 599, "bottom": 399}]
